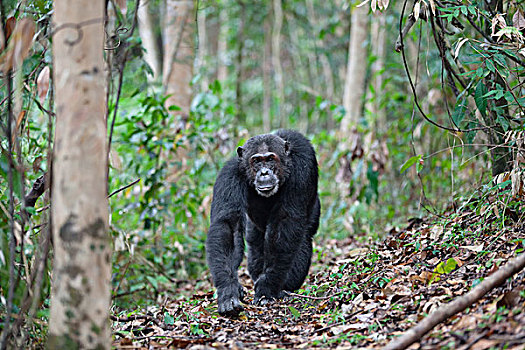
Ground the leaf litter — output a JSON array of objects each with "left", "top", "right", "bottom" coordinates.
[{"left": 112, "top": 206, "right": 525, "bottom": 349}]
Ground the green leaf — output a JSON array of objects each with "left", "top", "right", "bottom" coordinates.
[
  {"left": 430, "top": 258, "right": 459, "bottom": 284},
  {"left": 146, "top": 276, "right": 158, "bottom": 290},
  {"left": 475, "top": 82, "right": 488, "bottom": 117},
  {"left": 435, "top": 258, "right": 458, "bottom": 274},
  {"left": 466, "top": 121, "right": 478, "bottom": 144},
  {"left": 164, "top": 312, "right": 174, "bottom": 325},
  {"left": 400, "top": 155, "right": 423, "bottom": 174},
  {"left": 24, "top": 207, "right": 37, "bottom": 215},
  {"left": 475, "top": 67, "right": 484, "bottom": 77},
  {"left": 494, "top": 89, "right": 504, "bottom": 100},
  {"left": 0, "top": 153, "right": 22, "bottom": 199},
  {"left": 416, "top": 159, "right": 424, "bottom": 173},
  {"left": 497, "top": 115, "right": 510, "bottom": 131},
  {"left": 451, "top": 98, "right": 467, "bottom": 126},
  {"left": 288, "top": 306, "right": 301, "bottom": 318},
  {"left": 504, "top": 91, "right": 514, "bottom": 103},
  {"left": 485, "top": 59, "right": 495, "bottom": 72}
]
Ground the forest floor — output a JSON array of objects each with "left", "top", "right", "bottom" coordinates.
[{"left": 112, "top": 203, "right": 525, "bottom": 349}]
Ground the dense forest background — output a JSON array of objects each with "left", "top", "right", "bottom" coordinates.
[{"left": 1, "top": 0, "right": 524, "bottom": 348}]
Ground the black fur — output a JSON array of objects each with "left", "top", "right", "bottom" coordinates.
[{"left": 206, "top": 130, "right": 320, "bottom": 316}]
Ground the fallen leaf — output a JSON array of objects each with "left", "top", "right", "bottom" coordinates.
[{"left": 462, "top": 244, "right": 484, "bottom": 252}]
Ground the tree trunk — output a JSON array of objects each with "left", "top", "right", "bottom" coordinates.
[
  {"left": 216, "top": 4, "right": 228, "bottom": 83},
  {"left": 341, "top": 5, "right": 369, "bottom": 135},
  {"left": 367, "top": 12, "right": 386, "bottom": 132},
  {"left": 306, "top": 0, "right": 335, "bottom": 130},
  {"left": 48, "top": 0, "right": 111, "bottom": 348},
  {"left": 272, "top": 0, "right": 284, "bottom": 128},
  {"left": 138, "top": 0, "right": 161, "bottom": 81},
  {"left": 483, "top": 0, "right": 511, "bottom": 176},
  {"left": 196, "top": 5, "right": 208, "bottom": 90},
  {"left": 286, "top": 13, "right": 308, "bottom": 133},
  {"left": 262, "top": 12, "right": 272, "bottom": 132},
  {"left": 162, "top": 0, "right": 195, "bottom": 116},
  {"left": 235, "top": 1, "right": 245, "bottom": 123}
]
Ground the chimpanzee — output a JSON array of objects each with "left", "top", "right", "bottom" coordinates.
[{"left": 206, "top": 129, "right": 320, "bottom": 316}]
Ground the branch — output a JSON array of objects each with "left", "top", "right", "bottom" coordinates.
[
  {"left": 382, "top": 251, "right": 525, "bottom": 350},
  {"left": 23, "top": 174, "right": 48, "bottom": 209},
  {"left": 110, "top": 314, "right": 162, "bottom": 327},
  {"left": 395, "top": 13, "right": 416, "bottom": 53},
  {"left": 108, "top": 178, "right": 140, "bottom": 198},
  {"left": 397, "top": 0, "right": 460, "bottom": 133}
]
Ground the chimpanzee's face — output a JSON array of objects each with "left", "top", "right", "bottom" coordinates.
[{"left": 237, "top": 135, "right": 290, "bottom": 197}]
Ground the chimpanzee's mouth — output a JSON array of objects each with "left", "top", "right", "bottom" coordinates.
[{"left": 256, "top": 184, "right": 278, "bottom": 197}]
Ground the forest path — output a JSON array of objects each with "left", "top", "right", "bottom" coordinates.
[{"left": 112, "top": 209, "right": 525, "bottom": 349}]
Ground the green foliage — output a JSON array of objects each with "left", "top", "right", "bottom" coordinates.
[
  {"left": 400, "top": 154, "right": 423, "bottom": 174},
  {"left": 108, "top": 80, "right": 242, "bottom": 306},
  {"left": 431, "top": 258, "right": 459, "bottom": 283}
]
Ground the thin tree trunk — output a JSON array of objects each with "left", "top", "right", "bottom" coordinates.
[
  {"left": 306, "top": 0, "right": 335, "bottom": 130},
  {"left": 138, "top": 0, "right": 161, "bottom": 81},
  {"left": 196, "top": 5, "right": 208, "bottom": 90},
  {"left": 216, "top": 4, "right": 228, "bottom": 83},
  {"left": 262, "top": 12, "right": 272, "bottom": 132},
  {"left": 162, "top": 0, "right": 195, "bottom": 116},
  {"left": 287, "top": 13, "right": 316, "bottom": 133},
  {"left": 483, "top": 0, "right": 511, "bottom": 176},
  {"left": 367, "top": 12, "right": 386, "bottom": 132},
  {"left": 48, "top": 0, "right": 111, "bottom": 348},
  {"left": 272, "top": 0, "right": 284, "bottom": 128},
  {"left": 341, "top": 5, "right": 369, "bottom": 135},
  {"left": 235, "top": 1, "right": 245, "bottom": 123}
]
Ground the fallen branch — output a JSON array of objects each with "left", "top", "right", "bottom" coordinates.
[
  {"left": 383, "top": 252, "right": 525, "bottom": 350},
  {"left": 110, "top": 314, "right": 161, "bottom": 327},
  {"left": 287, "top": 291, "right": 335, "bottom": 300}
]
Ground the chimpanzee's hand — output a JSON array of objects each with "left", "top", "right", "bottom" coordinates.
[{"left": 217, "top": 282, "right": 245, "bottom": 317}]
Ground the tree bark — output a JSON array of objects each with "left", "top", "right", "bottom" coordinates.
[
  {"left": 482, "top": 0, "right": 511, "bottom": 176},
  {"left": 162, "top": 0, "right": 195, "bottom": 116},
  {"left": 216, "top": 4, "right": 228, "bottom": 83},
  {"left": 341, "top": 5, "right": 369, "bottom": 135},
  {"left": 138, "top": 0, "right": 161, "bottom": 81},
  {"left": 196, "top": 4, "right": 208, "bottom": 90},
  {"left": 262, "top": 11, "right": 272, "bottom": 132},
  {"left": 367, "top": 12, "right": 386, "bottom": 132},
  {"left": 235, "top": 1, "right": 245, "bottom": 123},
  {"left": 48, "top": 0, "right": 111, "bottom": 348},
  {"left": 272, "top": 0, "right": 284, "bottom": 128},
  {"left": 306, "top": 0, "right": 335, "bottom": 130}
]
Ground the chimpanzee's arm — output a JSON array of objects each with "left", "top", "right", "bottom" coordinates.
[{"left": 205, "top": 160, "right": 246, "bottom": 316}]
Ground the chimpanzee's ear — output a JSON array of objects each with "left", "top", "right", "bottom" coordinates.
[
  {"left": 237, "top": 146, "right": 243, "bottom": 158},
  {"left": 284, "top": 141, "right": 290, "bottom": 155}
]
